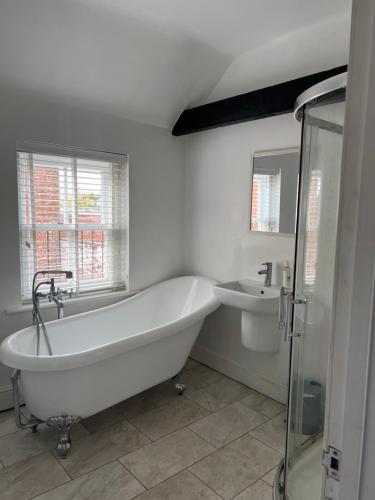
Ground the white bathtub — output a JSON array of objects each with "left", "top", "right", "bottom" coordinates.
[{"left": 1, "top": 276, "right": 219, "bottom": 421}]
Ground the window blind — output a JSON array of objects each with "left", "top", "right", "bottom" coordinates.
[
  {"left": 304, "top": 170, "right": 322, "bottom": 286},
  {"left": 17, "top": 143, "right": 128, "bottom": 300},
  {"left": 251, "top": 168, "right": 281, "bottom": 232}
]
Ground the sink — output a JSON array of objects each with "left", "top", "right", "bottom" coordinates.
[
  {"left": 214, "top": 279, "right": 281, "bottom": 353},
  {"left": 214, "top": 279, "right": 279, "bottom": 315}
]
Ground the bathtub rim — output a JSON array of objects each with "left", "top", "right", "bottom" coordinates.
[{"left": 1, "top": 275, "right": 219, "bottom": 372}]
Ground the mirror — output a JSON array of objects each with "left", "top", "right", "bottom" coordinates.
[{"left": 250, "top": 148, "right": 300, "bottom": 234}]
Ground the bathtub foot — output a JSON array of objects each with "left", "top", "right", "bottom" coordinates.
[
  {"left": 175, "top": 383, "right": 186, "bottom": 395},
  {"left": 47, "top": 414, "right": 80, "bottom": 459}
]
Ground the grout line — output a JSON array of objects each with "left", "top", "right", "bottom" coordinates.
[
  {"left": 246, "top": 431, "right": 284, "bottom": 457},
  {"left": 128, "top": 399, "right": 214, "bottom": 443},
  {"left": 54, "top": 425, "right": 151, "bottom": 481},
  {"left": 127, "top": 422, "right": 154, "bottom": 444},
  {"left": 187, "top": 426, "right": 219, "bottom": 450},
  {"left": 258, "top": 477, "right": 273, "bottom": 489},
  {"left": 260, "top": 477, "right": 275, "bottom": 489},
  {"left": 261, "top": 465, "right": 278, "bottom": 482},
  {"left": 56, "top": 456, "right": 123, "bottom": 482},
  {"left": 188, "top": 423, "right": 263, "bottom": 452},
  {"left": 188, "top": 468, "right": 226, "bottom": 500},
  {"left": 28, "top": 452, "right": 73, "bottom": 499},
  {"left": 226, "top": 476, "right": 262, "bottom": 499},
  {"left": 128, "top": 469, "right": 204, "bottom": 499},
  {"left": 116, "top": 458, "right": 149, "bottom": 491}
]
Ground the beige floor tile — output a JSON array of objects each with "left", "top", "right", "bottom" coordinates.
[
  {"left": 0, "top": 452, "right": 69, "bottom": 500},
  {"left": 33, "top": 460, "right": 145, "bottom": 500},
  {"left": 183, "top": 358, "right": 201, "bottom": 371},
  {"left": 189, "top": 434, "right": 280, "bottom": 500},
  {"left": 142, "top": 381, "right": 188, "bottom": 407},
  {"left": 0, "top": 421, "right": 88, "bottom": 467},
  {"left": 82, "top": 395, "right": 154, "bottom": 433},
  {"left": 250, "top": 413, "right": 286, "bottom": 453},
  {"left": 136, "top": 470, "right": 220, "bottom": 500},
  {"left": 130, "top": 398, "right": 209, "bottom": 441},
  {"left": 120, "top": 428, "right": 215, "bottom": 489},
  {"left": 187, "top": 378, "right": 252, "bottom": 411},
  {"left": 56, "top": 420, "right": 149, "bottom": 478},
  {"left": 189, "top": 402, "right": 266, "bottom": 448},
  {"left": 233, "top": 480, "right": 273, "bottom": 500},
  {"left": 180, "top": 365, "right": 227, "bottom": 390},
  {"left": 240, "top": 392, "right": 285, "bottom": 419},
  {"left": 262, "top": 466, "right": 278, "bottom": 486},
  {"left": 0, "top": 409, "right": 18, "bottom": 437},
  {"left": 142, "top": 367, "right": 228, "bottom": 407}
]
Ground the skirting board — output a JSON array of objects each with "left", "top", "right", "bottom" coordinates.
[
  {"left": 0, "top": 385, "right": 13, "bottom": 412},
  {"left": 191, "top": 343, "right": 288, "bottom": 404}
]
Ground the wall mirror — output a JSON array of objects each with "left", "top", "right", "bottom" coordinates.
[{"left": 250, "top": 148, "right": 300, "bottom": 235}]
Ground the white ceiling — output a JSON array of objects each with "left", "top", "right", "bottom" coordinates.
[{"left": 0, "top": 0, "right": 352, "bottom": 128}]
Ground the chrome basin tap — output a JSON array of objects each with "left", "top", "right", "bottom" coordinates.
[{"left": 258, "top": 262, "right": 272, "bottom": 287}]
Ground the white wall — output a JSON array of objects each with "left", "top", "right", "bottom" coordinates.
[
  {"left": 0, "top": 85, "right": 185, "bottom": 408},
  {"left": 205, "top": 12, "right": 351, "bottom": 104},
  {"left": 184, "top": 114, "right": 301, "bottom": 402}
]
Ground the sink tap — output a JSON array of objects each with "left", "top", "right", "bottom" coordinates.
[{"left": 258, "top": 262, "right": 272, "bottom": 287}]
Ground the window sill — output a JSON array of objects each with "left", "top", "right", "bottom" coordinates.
[{"left": 4, "top": 289, "right": 139, "bottom": 315}]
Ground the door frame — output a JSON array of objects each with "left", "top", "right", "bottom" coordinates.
[{"left": 324, "top": 0, "right": 375, "bottom": 498}]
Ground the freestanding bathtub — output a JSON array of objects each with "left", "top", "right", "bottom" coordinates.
[{"left": 0, "top": 276, "right": 219, "bottom": 455}]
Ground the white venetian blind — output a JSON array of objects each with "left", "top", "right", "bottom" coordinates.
[
  {"left": 17, "top": 142, "right": 128, "bottom": 300},
  {"left": 251, "top": 167, "right": 281, "bottom": 232},
  {"left": 304, "top": 170, "right": 322, "bottom": 286}
]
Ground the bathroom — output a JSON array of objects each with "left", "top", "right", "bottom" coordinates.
[{"left": 0, "top": 1, "right": 375, "bottom": 499}]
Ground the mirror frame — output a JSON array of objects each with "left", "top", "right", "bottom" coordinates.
[{"left": 249, "top": 147, "right": 300, "bottom": 237}]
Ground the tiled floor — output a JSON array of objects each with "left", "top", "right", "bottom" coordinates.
[{"left": 0, "top": 359, "right": 285, "bottom": 499}]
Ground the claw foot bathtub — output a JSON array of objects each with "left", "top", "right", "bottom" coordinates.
[{"left": 1, "top": 276, "right": 219, "bottom": 422}]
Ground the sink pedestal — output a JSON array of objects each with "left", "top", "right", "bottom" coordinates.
[
  {"left": 213, "top": 278, "right": 281, "bottom": 353},
  {"left": 241, "top": 312, "right": 280, "bottom": 352}
]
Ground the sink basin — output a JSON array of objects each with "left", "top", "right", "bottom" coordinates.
[
  {"left": 214, "top": 279, "right": 281, "bottom": 353},
  {"left": 214, "top": 279, "right": 279, "bottom": 315}
]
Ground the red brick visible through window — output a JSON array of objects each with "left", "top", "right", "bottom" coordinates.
[{"left": 33, "top": 166, "right": 106, "bottom": 283}]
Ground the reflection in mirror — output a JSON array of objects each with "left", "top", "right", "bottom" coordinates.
[{"left": 250, "top": 149, "right": 300, "bottom": 234}]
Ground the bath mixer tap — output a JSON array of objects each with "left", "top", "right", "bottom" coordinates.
[
  {"left": 47, "top": 278, "right": 73, "bottom": 319},
  {"left": 31, "top": 270, "right": 73, "bottom": 355},
  {"left": 32, "top": 270, "right": 73, "bottom": 321},
  {"left": 258, "top": 262, "right": 272, "bottom": 287}
]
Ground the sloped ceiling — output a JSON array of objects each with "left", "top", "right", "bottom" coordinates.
[{"left": 0, "top": 0, "right": 351, "bottom": 129}]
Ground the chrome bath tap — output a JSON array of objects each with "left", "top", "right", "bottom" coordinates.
[
  {"left": 33, "top": 270, "right": 73, "bottom": 321},
  {"left": 258, "top": 262, "right": 272, "bottom": 287},
  {"left": 32, "top": 270, "right": 73, "bottom": 356},
  {"left": 47, "top": 278, "right": 73, "bottom": 319}
]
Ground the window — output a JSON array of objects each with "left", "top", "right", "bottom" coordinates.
[
  {"left": 251, "top": 168, "right": 281, "bottom": 232},
  {"left": 17, "top": 141, "right": 128, "bottom": 301}
]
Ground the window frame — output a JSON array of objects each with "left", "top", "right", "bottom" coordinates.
[{"left": 16, "top": 141, "right": 129, "bottom": 302}]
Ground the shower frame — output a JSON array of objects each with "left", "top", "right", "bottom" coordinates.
[{"left": 274, "top": 72, "right": 347, "bottom": 500}]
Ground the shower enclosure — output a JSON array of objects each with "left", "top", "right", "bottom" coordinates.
[{"left": 275, "top": 73, "right": 347, "bottom": 500}]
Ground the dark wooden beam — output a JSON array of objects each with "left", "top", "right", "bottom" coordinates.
[{"left": 172, "top": 65, "right": 347, "bottom": 136}]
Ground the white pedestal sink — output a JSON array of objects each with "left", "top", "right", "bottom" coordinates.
[{"left": 214, "top": 279, "right": 280, "bottom": 353}]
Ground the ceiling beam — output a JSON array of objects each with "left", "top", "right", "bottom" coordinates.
[{"left": 172, "top": 65, "right": 347, "bottom": 136}]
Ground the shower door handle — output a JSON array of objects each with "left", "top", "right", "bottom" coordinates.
[
  {"left": 279, "top": 288, "right": 307, "bottom": 342},
  {"left": 288, "top": 296, "right": 307, "bottom": 340},
  {"left": 279, "top": 287, "right": 292, "bottom": 341}
]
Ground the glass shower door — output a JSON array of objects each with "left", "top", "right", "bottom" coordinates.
[{"left": 284, "top": 93, "right": 346, "bottom": 500}]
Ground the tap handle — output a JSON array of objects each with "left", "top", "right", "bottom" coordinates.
[
  {"left": 261, "top": 262, "right": 272, "bottom": 268},
  {"left": 57, "top": 287, "right": 73, "bottom": 299}
]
